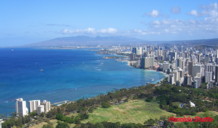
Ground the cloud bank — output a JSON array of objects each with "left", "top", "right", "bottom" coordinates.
[
  {"left": 62, "top": 27, "right": 118, "bottom": 35},
  {"left": 59, "top": 3, "right": 218, "bottom": 40}
]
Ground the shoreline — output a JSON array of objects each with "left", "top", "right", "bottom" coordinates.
[
  {"left": 103, "top": 51, "right": 168, "bottom": 83},
  {"left": 43, "top": 49, "right": 168, "bottom": 107},
  {"left": 0, "top": 48, "right": 167, "bottom": 116}
]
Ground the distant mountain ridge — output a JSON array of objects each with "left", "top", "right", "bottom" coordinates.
[
  {"left": 27, "top": 36, "right": 144, "bottom": 47},
  {"left": 27, "top": 36, "right": 218, "bottom": 47}
]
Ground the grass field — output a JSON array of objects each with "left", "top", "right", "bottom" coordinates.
[
  {"left": 29, "top": 119, "right": 76, "bottom": 128},
  {"left": 29, "top": 100, "right": 218, "bottom": 127},
  {"left": 83, "top": 100, "right": 175, "bottom": 124},
  {"left": 29, "top": 119, "right": 57, "bottom": 128}
]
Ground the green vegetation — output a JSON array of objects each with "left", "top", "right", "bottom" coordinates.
[
  {"left": 154, "top": 83, "right": 218, "bottom": 116},
  {"left": 3, "top": 79, "right": 218, "bottom": 128},
  {"left": 56, "top": 121, "right": 70, "bottom": 128},
  {"left": 55, "top": 113, "right": 88, "bottom": 124},
  {"left": 101, "top": 102, "right": 111, "bottom": 108},
  {"left": 84, "top": 100, "right": 174, "bottom": 124}
]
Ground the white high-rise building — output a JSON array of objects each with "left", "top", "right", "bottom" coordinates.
[
  {"left": 0, "top": 119, "right": 4, "bottom": 128},
  {"left": 184, "top": 74, "right": 192, "bottom": 86},
  {"left": 16, "top": 98, "right": 28, "bottom": 117},
  {"left": 29, "top": 100, "right": 41, "bottom": 113},
  {"left": 216, "top": 49, "right": 218, "bottom": 58},
  {"left": 194, "top": 74, "right": 201, "bottom": 88},
  {"left": 37, "top": 105, "right": 45, "bottom": 115},
  {"left": 136, "top": 47, "right": 143, "bottom": 55},
  {"left": 162, "top": 62, "right": 170, "bottom": 72},
  {"left": 205, "top": 63, "right": 215, "bottom": 72},
  {"left": 168, "top": 74, "right": 176, "bottom": 85},
  {"left": 41, "top": 100, "right": 51, "bottom": 113}
]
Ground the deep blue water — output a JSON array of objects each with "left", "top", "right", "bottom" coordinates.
[{"left": 0, "top": 48, "right": 165, "bottom": 116}]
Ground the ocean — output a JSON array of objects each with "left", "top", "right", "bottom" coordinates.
[{"left": 0, "top": 48, "right": 165, "bottom": 116}]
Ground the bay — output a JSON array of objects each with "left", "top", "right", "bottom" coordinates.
[{"left": 0, "top": 48, "right": 165, "bottom": 116}]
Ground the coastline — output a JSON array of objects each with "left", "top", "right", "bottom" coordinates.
[
  {"left": 41, "top": 48, "right": 167, "bottom": 107},
  {"left": 100, "top": 50, "right": 168, "bottom": 84},
  {"left": 0, "top": 48, "right": 167, "bottom": 116}
]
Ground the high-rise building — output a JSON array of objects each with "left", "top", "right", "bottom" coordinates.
[
  {"left": 41, "top": 100, "right": 51, "bottom": 113},
  {"left": 215, "top": 65, "right": 218, "bottom": 83},
  {"left": 184, "top": 74, "right": 192, "bottom": 86},
  {"left": 37, "top": 105, "right": 44, "bottom": 115},
  {"left": 168, "top": 74, "right": 176, "bottom": 85},
  {"left": 216, "top": 49, "right": 218, "bottom": 58},
  {"left": 176, "top": 57, "right": 184, "bottom": 69},
  {"left": 132, "top": 47, "right": 137, "bottom": 54},
  {"left": 194, "top": 76, "right": 201, "bottom": 88},
  {"left": 175, "top": 71, "right": 181, "bottom": 82},
  {"left": 205, "top": 63, "right": 214, "bottom": 72},
  {"left": 141, "top": 57, "right": 154, "bottom": 69},
  {"left": 162, "top": 62, "right": 170, "bottom": 72},
  {"left": 29, "top": 100, "right": 41, "bottom": 113},
  {"left": 136, "top": 47, "right": 143, "bottom": 55},
  {"left": 188, "top": 62, "right": 193, "bottom": 76},
  {"left": 192, "top": 64, "right": 201, "bottom": 77},
  {"left": 205, "top": 71, "right": 213, "bottom": 83},
  {"left": 16, "top": 98, "right": 28, "bottom": 117},
  {"left": 169, "top": 52, "right": 177, "bottom": 61},
  {"left": 0, "top": 119, "right": 4, "bottom": 128}
]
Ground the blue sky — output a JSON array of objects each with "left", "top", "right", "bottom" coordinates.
[{"left": 1, "top": 0, "right": 218, "bottom": 46}]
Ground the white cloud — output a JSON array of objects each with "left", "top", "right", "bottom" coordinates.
[
  {"left": 202, "top": 3, "right": 218, "bottom": 18},
  {"left": 61, "top": 3, "right": 218, "bottom": 39},
  {"left": 86, "top": 27, "right": 96, "bottom": 33},
  {"left": 148, "top": 9, "right": 160, "bottom": 17},
  {"left": 132, "top": 29, "right": 161, "bottom": 35},
  {"left": 62, "top": 27, "right": 96, "bottom": 34},
  {"left": 189, "top": 10, "right": 199, "bottom": 16},
  {"left": 98, "top": 28, "right": 117, "bottom": 33},
  {"left": 62, "top": 27, "right": 117, "bottom": 35}
]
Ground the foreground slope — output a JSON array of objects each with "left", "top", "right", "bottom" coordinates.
[{"left": 83, "top": 100, "right": 174, "bottom": 124}]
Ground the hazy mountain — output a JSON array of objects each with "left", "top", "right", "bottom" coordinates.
[
  {"left": 162, "top": 38, "right": 218, "bottom": 46},
  {"left": 27, "top": 36, "right": 144, "bottom": 47},
  {"left": 27, "top": 36, "right": 218, "bottom": 48}
]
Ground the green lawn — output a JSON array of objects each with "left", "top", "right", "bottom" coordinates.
[{"left": 83, "top": 100, "right": 175, "bottom": 124}]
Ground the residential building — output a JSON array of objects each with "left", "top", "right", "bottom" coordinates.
[
  {"left": 16, "top": 98, "right": 28, "bottom": 117},
  {"left": 215, "top": 65, "right": 218, "bottom": 84},
  {"left": 205, "top": 71, "right": 213, "bottom": 83},
  {"left": 29, "top": 100, "right": 41, "bottom": 113},
  {"left": 37, "top": 105, "right": 44, "bottom": 115},
  {"left": 0, "top": 119, "right": 3, "bottom": 128},
  {"left": 41, "top": 100, "right": 51, "bottom": 113},
  {"left": 141, "top": 57, "right": 154, "bottom": 69}
]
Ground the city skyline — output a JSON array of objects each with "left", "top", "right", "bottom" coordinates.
[{"left": 1, "top": 0, "right": 218, "bottom": 46}]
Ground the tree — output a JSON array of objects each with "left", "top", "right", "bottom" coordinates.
[
  {"left": 145, "top": 96, "right": 153, "bottom": 102},
  {"left": 56, "top": 121, "right": 70, "bottom": 128},
  {"left": 101, "top": 102, "right": 111, "bottom": 108},
  {"left": 144, "top": 119, "right": 156, "bottom": 126}
]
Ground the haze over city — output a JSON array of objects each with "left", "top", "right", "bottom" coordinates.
[{"left": 1, "top": 0, "right": 218, "bottom": 46}]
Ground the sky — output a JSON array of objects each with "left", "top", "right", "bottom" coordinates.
[{"left": 1, "top": 0, "right": 218, "bottom": 46}]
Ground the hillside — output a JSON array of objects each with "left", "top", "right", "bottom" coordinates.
[
  {"left": 27, "top": 36, "right": 144, "bottom": 47},
  {"left": 83, "top": 100, "right": 174, "bottom": 124},
  {"left": 26, "top": 36, "right": 218, "bottom": 48},
  {"left": 3, "top": 81, "right": 218, "bottom": 128}
]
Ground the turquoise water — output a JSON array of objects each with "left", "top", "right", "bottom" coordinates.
[{"left": 0, "top": 48, "right": 165, "bottom": 116}]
